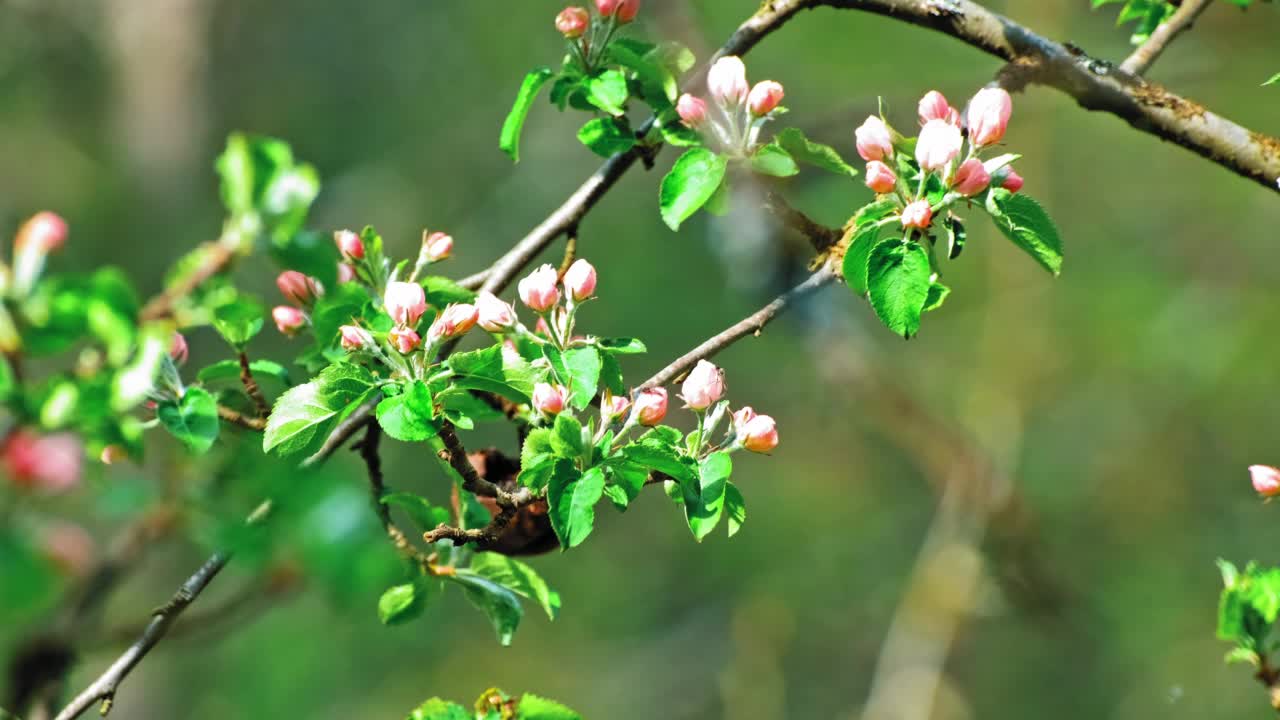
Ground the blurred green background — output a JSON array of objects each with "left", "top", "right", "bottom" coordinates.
[{"left": 2, "top": 1, "right": 1279, "bottom": 718}]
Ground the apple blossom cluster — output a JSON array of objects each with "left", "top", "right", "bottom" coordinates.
[
  {"left": 676, "top": 55, "right": 785, "bottom": 155},
  {"left": 556, "top": 0, "right": 641, "bottom": 70}
]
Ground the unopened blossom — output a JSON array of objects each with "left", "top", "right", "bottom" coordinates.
[
  {"left": 334, "top": 229, "right": 365, "bottom": 261},
  {"left": 732, "top": 405, "right": 757, "bottom": 431},
  {"left": 1001, "top": 168, "right": 1024, "bottom": 193},
  {"left": 634, "top": 387, "right": 668, "bottom": 426},
  {"left": 916, "top": 118, "right": 962, "bottom": 172},
  {"left": 518, "top": 264, "right": 561, "bottom": 313},
  {"left": 339, "top": 324, "right": 373, "bottom": 351},
  {"left": 966, "top": 87, "right": 1012, "bottom": 147},
  {"left": 476, "top": 291, "right": 517, "bottom": 332},
  {"left": 918, "top": 90, "right": 956, "bottom": 125},
  {"left": 681, "top": 359, "right": 725, "bottom": 411},
  {"left": 747, "top": 81, "right": 785, "bottom": 117},
  {"left": 865, "top": 160, "right": 897, "bottom": 194},
  {"left": 99, "top": 445, "right": 127, "bottom": 465},
  {"left": 170, "top": 332, "right": 189, "bottom": 366},
  {"left": 427, "top": 303, "right": 479, "bottom": 342},
  {"left": 1252, "top": 465, "right": 1280, "bottom": 498},
  {"left": 616, "top": 0, "right": 640, "bottom": 23},
  {"left": 556, "top": 6, "right": 589, "bottom": 37},
  {"left": 676, "top": 94, "right": 709, "bottom": 129},
  {"left": 707, "top": 56, "right": 749, "bottom": 107},
  {"left": 603, "top": 391, "right": 631, "bottom": 419},
  {"left": 855, "top": 116, "right": 894, "bottom": 162},
  {"left": 952, "top": 158, "right": 991, "bottom": 196},
  {"left": 15, "top": 211, "right": 68, "bottom": 253},
  {"left": 276, "top": 270, "right": 320, "bottom": 306},
  {"left": 740, "top": 414, "right": 779, "bottom": 453},
  {"left": 423, "top": 231, "right": 453, "bottom": 262},
  {"left": 564, "top": 259, "right": 597, "bottom": 302},
  {"left": 901, "top": 200, "right": 933, "bottom": 230},
  {"left": 532, "top": 383, "right": 568, "bottom": 416},
  {"left": 595, "top": 0, "right": 621, "bottom": 16},
  {"left": 384, "top": 281, "right": 427, "bottom": 327},
  {"left": 337, "top": 263, "right": 356, "bottom": 283},
  {"left": 272, "top": 305, "right": 306, "bottom": 336},
  {"left": 389, "top": 326, "right": 422, "bottom": 354},
  {"left": 2, "top": 430, "right": 82, "bottom": 494}
]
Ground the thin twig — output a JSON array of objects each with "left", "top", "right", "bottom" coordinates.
[
  {"left": 556, "top": 232, "right": 578, "bottom": 281},
  {"left": 357, "top": 425, "right": 437, "bottom": 571},
  {"left": 138, "top": 242, "right": 237, "bottom": 322},
  {"left": 764, "top": 192, "right": 843, "bottom": 251},
  {"left": 1119, "top": 0, "right": 1213, "bottom": 75},
  {"left": 217, "top": 405, "right": 266, "bottom": 431},
  {"left": 237, "top": 352, "right": 270, "bottom": 418},
  {"left": 424, "top": 422, "right": 536, "bottom": 548}
]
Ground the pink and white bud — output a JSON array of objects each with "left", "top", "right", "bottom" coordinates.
[
  {"left": 747, "top": 81, "right": 785, "bottom": 117},
  {"left": 334, "top": 229, "right": 365, "bottom": 261},
  {"left": 680, "top": 359, "right": 725, "bottom": 411},
  {"left": 676, "top": 94, "right": 709, "bottom": 129},
  {"left": 339, "top": 324, "right": 373, "bottom": 351},
  {"left": 423, "top": 231, "right": 453, "bottom": 262},
  {"left": 966, "top": 87, "right": 1012, "bottom": 147},
  {"left": 915, "top": 118, "right": 963, "bottom": 172},
  {"left": 2, "top": 430, "right": 82, "bottom": 494},
  {"left": 276, "top": 270, "right": 321, "bottom": 306},
  {"left": 595, "top": 0, "right": 621, "bottom": 16},
  {"left": 389, "top": 327, "right": 422, "bottom": 354},
  {"left": 532, "top": 383, "right": 568, "bottom": 416},
  {"left": 616, "top": 0, "right": 640, "bottom": 23},
  {"left": 740, "top": 414, "right": 779, "bottom": 453},
  {"left": 15, "top": 212, "right": 68, "bottom": 253},
  {"left": 337, "top": 263, "right": 356, "bottom": 283},
  {"left": 518, "top": 264, "right": 561, "bottom": 313},
  {"left": 603, "top": 391, "right": 631, "bottom": 419},
  {"left": 534, "top": 316, "right": 552, "bottom": 338},
  {"left": 384, "top": 281, "right": 428, "bottom": 327},
  {"left": 855, "top": 116, "right": 894, "bottom": 162},
  {"left": 707, "top": 56, "right": 750, "bottom": 107},
  {"left": 901, "top": 200, "right": 933, "bottom": 230},
  {"left": 732, "top": 405, "right": 757, "bottom": 431},
  {"left": 564, "top": 259, "right": 597, "bottom": 302},
  {"left": 427, "top": 303, "right": 479, "bottom": 342},
  {"left": 170, "top": 332, "right": 189, "bottom": 366},
  {"left": 917, "top": 91, "right": 955, "bottom": 125},
  {"left": 556, "top": 6, "right": 590, "bottom": 37},
  {"left": 951, "top": 158, "right": 991, "bottom": 196},
  {"left": 272, "top": 305, "right": 307, "bottom": 336},
  {"left": 634, "top": 387, "right": 668, "bottom": 426},
  {"left": 865, "top": 160, "right": 897, "bottom": 194},
  {"left": 1251, "top": 465, "right": 1280, "bottom": 498},
  {"left": 476, "top": 291, "right": 517, "bottom": 332},
  {"left": 1000, "top": 168, "right": 1024, "bottom": 193}
]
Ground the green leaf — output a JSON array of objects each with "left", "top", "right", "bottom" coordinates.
[
  {"left": 562, "top": 347, "right": 601, "bottom": 409},
  {"left": 500, "top": 68, "right": 555, "bottom": 162},
  {"left": 1264, "top": 72, "right": 1280, "bottom": 87},
  {"left": 923, "top": 281, "right": 951, "bottom": 313},
  {"left": 157, "top": 387, "right": 220, "bottom": 454},
  {"left": 724, "top": 482, "right": 746, "bottom": 537},
  {"left": 211, "top": 297, "right": 266, "bottom": 349},
  {"left": 597, "top": 337, "right": 647, "bottom": 354},
  {"left": 577, "top": 117, "right": 636, "bottom": 157},
  {"left": 686, "top": 452, "right": 732, "bottom": 541},
  {"left": 407, "top": 699, "right": 471, "bottom": 720},
  {"left": 982, "top": 153, "right": 1021, "bottom": 176},
  {"left": 112, "top": 327, "right": 169, "bottom": 412},
  {"left": 452, "top": 572, "right": 524, "bottom": 645},
  {"left": 775, "top": 127, "right": 858, "bottom": 177},
  {"left": 437, "top": 388, "right": 505, "bottom": 429},
  {"left": 583, "top": 69, "right": 629, "bottom": 116},
  {"left": 469, "top": 553, "right": 562, "bottom": 620},
  {"left": 197, "top": 359, "right": 292, "bottom": 387},
  {"left": 984, "top": 189, "right": 1064, "bottom": 275},
  {"left": 447, "top": 345, "right": 535, "bottom": 405},
  {"left": 262, "top": 381, "right": 336, "bottom": 456},
  {"left": 376, "top": 381, "right": 438, "bottom": 442},
  {"left": 749, "top": 143, "right": 799, "bottom": 178},
  {"left": 381, "top": 493, "right": 450, "bottom": 532},
  {"left": 517, "top": 694, "right": 582, "bottom": 720},
  {"left": 867, "top": 239, "right": 932, "bottom": 338},
  {"left": 622, "top": 440, "right": 695, "bottom": 482},
  {"left": 378, "top": 581, "right": 429, "bottom": 626},
  {"left": 550, "top": 413, "right": 584, "bottom": 459},
  {"left": 547, "top": 465, "right": 606, "bottom": 549},
  {"left": 943, "top": 215, "right": 967, "bottom": 260},
  {"left": 840, "top": 221, "right": 883, "bottom": 297},
  {"left": 607, "top": 42, "right": 678, "bottom": 105},
  {"left": 420, "top": 275, "right": 476, "bottom": 309},
  {"left": 659, "top": 148, "right": 729, "bottom": 231},
  {"left": 602, "top": 462, "right": 647, "bottom": 511},
  {"left": 854, "top": 199, "right": 899, "bottom": 228}
]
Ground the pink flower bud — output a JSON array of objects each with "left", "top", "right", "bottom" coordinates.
[
  {"left": 423, "top": 231, "right": 453, "bottom": 262},
  {"left": 966, "top": 87, "right": 1012, "bottom": 147},
  {"left": 864, "top": 160, "right": 897, "bottom": 194},
  {"left": 476, "top": 291, "right": 517, "bottom": 332},
  {"left": 732, "top": 405, "right": 757, "bottom": 430},
  {"left": 518, "top": 264, "right": 561, "bottom": 313},
  {"left": 564, "top": 259, "right": 597, "bottom": 302},
  {"left": 680, "top": 359, "right": 725, "bottom": 411},
  {"left": 337, "top": 262, "right": 356, "bottom": 283},
  {"left": 595, "top": 0, "right": 621, "bottom": 16},
  {"left": 532, "top": 382, "right": 568, "bottom": 416},
  {"left": 427, "top": 303, "right": 479, "bottom": 342},
  {"left": 276, "top": 270, "right": 321, "bottom": 306},
  {"left": 1001, "top": 168, "right": 1024, "bottom": 193},
  {"left": 917, "top": 90, "right": 955, "bottom": 125},
  {"left": 634, "top": 387, "right": 668, "bottom": 426},
  {"left": 915, "top": 118, "right": 963, "bottom": 172},
  {"left": 272, "top": 305, "right": 306, "bottom": 336},
  {"left": 747, "top": 80, "right": 784, "bottom": 117},
  {"left": 170, "top": 332, "right": 189, "bottom": 366},
  {"left": 707, "top": 56, "right": 749, "bottom": 107},
  {"left": 15, "top": 212, "right": 68, "bottom": 253},
  {"left": 389, "top": 327, "right": 422, "bottom": 354},
  {"left": 339, "top": 324, "right": 373, "bottom": 351},
  {"left": 534, "top": 316, "right": 552, "bottom": 338},
  {"left": 901, "top": 200, "right": 933, "bottom": 230},
  {"left": 556, "top": 6, "right": 590, "bottom": 37},
  {"left": 384, "top": 281, "right": 427, "bottom": 327},
  {"left": 334, "top": 229, "right": 365, "bottom": 261},
  {"left": 855, "top": 116, "right": 893, "bottom": 162},
  {"left": 740, "top": 414, "right": 778, "bottom": 453},
  {"left": 3, "top": 430, "right": 82, "bottom": 494},
  {"left": 1251, "top": 465, "right": 1280, "bottom": 497},
  {"left": 617, "top": 0, "right": 640, "bottom": 23},
  {"left": 676, "top": 94, "right": 708, "bottom": 129},
  {"left": 603, "top": 391, "right": 631, "bottom": 419},
  {"left": 951, "top": 158, "right": 991, "bottom": 196}
]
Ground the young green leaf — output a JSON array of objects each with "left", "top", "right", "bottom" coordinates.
[
  {"left": 583, "top": 69, "right": 629, "bottom": 116},
  {"left": 469, "top": 552, "right": 562, "bottom": 620},
  {"left": 499, "top": 67, "right": 555, "bottom": 163},
  {"left": 211, "top": 297, "right": 266, "bottom": 349},
  {"left": 597, "top": 337, "right": 647, "bottom": 354},
  {"left": 659, "top": 148, "right": 728, "bottom": 231},
  {"left": 562, "top": 346, "right": 602, "bottom": 409},
  {"left": 547, "top": 465, "right": 606, "bottom": 549},
  {"left": 867, "top": 239, "right": 932, "bottom": 338},
  {"left": 775, "top": 127, "right": 858, "bottom": 177},
  {"left": 381, "top": 493, "right": 451, "bottom": 533},
  {"left": 840, "top": 221, "right": 883, "bottom": 297},
  {"left": 421, "top": 276, "right": 477, "bottom": 309},
  {"left": 156, "top": 387, "right": 220, "bottom": 454},
  {"left": 447, "top": 345, "right": 534, "bottom": 405},
  {"left": 686, "top": 452, "right": 732, "bottom": 541},
  {"left": 550, "top": 413, "right": 585, "bottom": 459},
  {"left": 516, "top": 694, "right": 583, "bottom": 720},
  {"left": 749, "top": 143, "right": 799, "bottom": 178},
  {"left": 724, "top": 482, "right": 746, "bottom": 537},
  {"left": 577, "top": 117, "right": 636, "bottom": 157},
  {"left": 984, "top": 189, "right": 1064, "bottom": 275},
  {"left": 376, "top": 381, "right": 438, "bottom": 442},
  {"left": 923, "top": 281, "right": 951, "bottom": 313},
  {"left": 408, "top": 699, "right": 471, "bottom": 720},
  {"left": 452, "top": 572, "right": 524, "bottom": 646},
  {"left": 1264, "top": 72, "right": 1280, "bottom": 87},
  {"left": 378, "top": 581, "right": 429, "bottom": 626},
  {"left": 262, "top": 381, "right": 336, "bottom": 456}
]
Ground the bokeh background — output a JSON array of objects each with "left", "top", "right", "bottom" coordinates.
[{"left": 2, "top": 1, "right": 1279, "bottom": 718}]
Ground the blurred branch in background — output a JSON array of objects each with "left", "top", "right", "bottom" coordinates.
[{"left": 1120, "top": 0, "right": 1213, "bottom": 75}]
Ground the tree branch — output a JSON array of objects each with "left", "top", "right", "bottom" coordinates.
[
  {"left": 764, "top": 192, "right": 843, "bottom": 251},
  {"left": 237, "top": 352, "right": 270, "bottom": 418},
  {"left": 424, "top": 422, "right": 536, "bottom": 548},
  {"left": 1119, "top": 0, "right": 1214, "bottom": 76},
  {"left": 137, "top": 241, "right": 237, "bottom": 322}
]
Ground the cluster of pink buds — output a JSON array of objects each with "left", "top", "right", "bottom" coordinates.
[
  {"left": 677, "top": 360, "right": 778, "bottom": 454},
  {"left": 676, "top": 56, "right": 785, "bottom": 155},
  {"left": 514, "top": 259, "right": 598, "bottom": 347},
  {"left": 855, "top": 87, "right": 1022, "bottom": 232},
  {"left": 556, "top": 1, "right": 641, "bottom": 70},
  {"left": 272, "top": 269, "right": 324, "bottom": 337}
]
